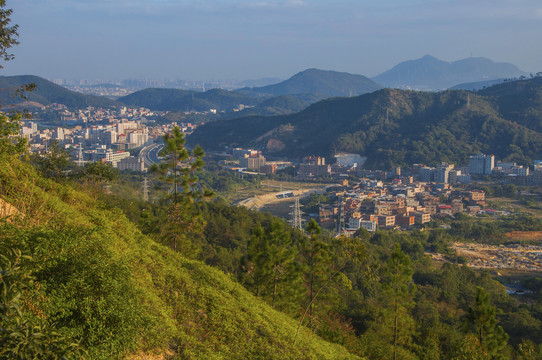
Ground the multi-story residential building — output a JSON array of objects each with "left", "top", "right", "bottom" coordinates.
[
  {"left": 495, "top": 162, "right": 530, "bottom": 177},
  {"left": 232, "top": 148, "right": 260, "bottom": 159},
  {"left": 438, "top": 205, "right": 453, "bottom": 215},
  {"left": 413, "top": 212, "right": 431, "bottom": 224},
  {"left": 419, "top": 166, "right": 435, "bottom": 182},
  {"left": 435, "top": 163, "right": 454, "bottom": 183},
  {"left": 239, "top": 155, "right": 266, "bottom": 170},
  {"left": 467, "top": 190, "right": 485, "bottom": 201},
  {"left": 378, "top": 215, "right": 395, "bottom": 228},
  {"left": 128, "top": 129, "right": 149, "bottom": 148},
  {"left": 117, "top": 156, "right": 146, "bottom": 172},
  {"left": 396, "top": 215, "right": 415, "bottom": 227},
  {"left": 469, "top": 153, "right": 494, "bottom": 175},
  {"left": 298, "top": 163, "right": 331, "bottom": 177},
  {"left": 451, "top": 199, "right": 464, "bottom": 213},
  {"left": 361, "top": 220, "right": 377, "bottom": 232}
]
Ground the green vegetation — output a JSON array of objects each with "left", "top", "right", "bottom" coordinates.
[
  {"left": 0, "top": 155, "right": 360, "bottom": 359},
  {"left": 3, "top": 118, "right": 542, "bottom": 358},
  {"left": 189, "top": 78, "right": 542, "bottom": 167}
]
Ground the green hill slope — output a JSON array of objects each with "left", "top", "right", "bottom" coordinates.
[
  {"left": 477, "top": 76, "right": 542, "bottom": 132},
  {"left": 188, "top": 78, "right": 542, "bottom": 167},
  {"left": 0, "top": 75, "right": 119, "bottom": 109},
  {"left": 0, "top": 157, "right": 360, "bottom": 359}
]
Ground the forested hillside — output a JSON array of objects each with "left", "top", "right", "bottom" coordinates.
[{"left": 188, "top": 77, "right": 542, "bottom": 167}]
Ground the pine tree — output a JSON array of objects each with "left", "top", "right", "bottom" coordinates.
[
  {"left": 150, "top": 126, "right": 211, "bottom": 253},
  {"left": 299, "top": 219, "right": 333, "bottom": 326},
  {"left": 464, "top": 287, "right": 509, "bottom": 359},
  {"left": 384, "top": 244, "right": 415, "bottom": 360},
  {"left": 239, "top": 219, "right": 303, "bottom": 312},
  {"left": 151, "top": 126, "right": 207, "bottom": 203}
]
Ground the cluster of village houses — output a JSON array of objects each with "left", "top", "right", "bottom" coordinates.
[
  {"left": 318, "top": 178, "right": 493, "bottom": 234},
  {"left": 229, "top": 149, "right": 536, "bottom": 234}
]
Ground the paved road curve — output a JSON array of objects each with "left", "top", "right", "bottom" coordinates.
[{"left": 139, "top": 143, "right": 165, "bottom": 167}]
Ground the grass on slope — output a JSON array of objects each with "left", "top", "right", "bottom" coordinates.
[{"left": 0, "top": 157, "right": 361, "bottom": 360}]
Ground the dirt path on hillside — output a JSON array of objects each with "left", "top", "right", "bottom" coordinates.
[{"left": 236, "top": 188, "right": 325, "bottom": 211}]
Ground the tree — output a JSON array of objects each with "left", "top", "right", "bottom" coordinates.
[
  {"left": 384, "top": 244, "right": 415, "bottom": 360},
  {"left": 0, "top": 0, "right": 18, "bottom": 67},
  {"left": 0, "top": 0, "right": 34, "bottom": 157},
  {"left": 0, "top": 111, "right": 26, "bottom": 156},
  {"left": 31, "top": 140, "right": 71, "bottom": 180},
  {"left": 151, "top": 126, "right": 209, "bottom": 203},
  {"left": 151, "top": 127, "right": 212, "bottom": 253},
  {"left": 79, "top": 161, "right": 118, "bottom": 201},
  {"left": 299, "top": 219, "right": 334, "bottom": 325},
  {"left": 239, "top": 219, "right": 303, "bottom": 312},
  {"left": 464, "top": 287, "right": 509, "bottom": 359}
]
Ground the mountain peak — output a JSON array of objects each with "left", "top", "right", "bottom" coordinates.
[
  {"left": 373, "top": 56, "right": 526, "bottom": 90},
  {"left": 241, "top": 68, "right": 382, "bottom": 98},
  {"left": 420, "top": 54, "right": 440, "bottom": 61}
]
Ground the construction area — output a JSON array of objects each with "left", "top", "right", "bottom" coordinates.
[{"left": 452, "top": 242, "right": 542, "bottom": 272}]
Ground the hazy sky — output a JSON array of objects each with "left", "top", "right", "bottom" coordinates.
[{"left": 2, "top": 0, "right": 542, "bottom": 81}]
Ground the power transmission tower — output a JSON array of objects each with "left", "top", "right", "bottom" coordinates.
[
  {"left": 289, "top": 197, "right": 303, "bottom": 231},
  {"left": 77, "top": 143, "right": 84, "bottom": 167},
  {"left": 142, "top": 176, "right": 150, "bottom": 202}
]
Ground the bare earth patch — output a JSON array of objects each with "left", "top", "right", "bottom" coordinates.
[{"left": 506, "top": 231, "right": 542, "bottom": 242}]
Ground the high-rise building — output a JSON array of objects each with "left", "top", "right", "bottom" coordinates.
[
  {"left": 419, "top": 166, "right": 435, "bottom": 182},
  {"left": 469, "top": 154, "right": 494, "bottom": 175},
  {"left": 239, "top": 154, "right": 266, "bottom": 170},
  {"left": 435, "top": 163, "right": 454, "bottom": 184}
]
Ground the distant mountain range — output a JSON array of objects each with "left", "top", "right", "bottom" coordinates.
[
  {"left": 117, "top": 88, "right": 261, "bottom": 112},
  {"left": 0, "top": 75, "right": 119, "bottom": 109},
  {"left": 188, "top": 77, "right": 542, "bottom": 168},
  {"left": 237, "top": 68, "right": 382, "bottom": 99},
  {"left": 2, "top": 55, "right": 531, "bottom": 117},
  {"left": 118, "top": 69, "right": 383, "bottom": 113},
  {"left": 372, "top": 55, "right": 527, "bottom": 90}
]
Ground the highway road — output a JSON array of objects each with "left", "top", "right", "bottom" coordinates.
[{"left": 139, "top": 143, "right": 165, "bottom": 167}]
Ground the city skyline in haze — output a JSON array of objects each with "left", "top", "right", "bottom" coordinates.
[{"left": 3, "top": 0, "right": 542, "bottom": 82}]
